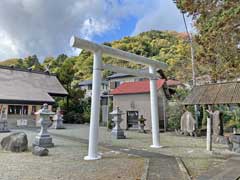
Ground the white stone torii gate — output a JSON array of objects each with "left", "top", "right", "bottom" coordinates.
[{"left": 70, "top": 36, "right": 168, "bottom": 160}]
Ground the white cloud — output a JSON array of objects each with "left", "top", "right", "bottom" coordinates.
[
  {"left": 0, "top": 0, "right": 191, "bottom": 61},
  {"left": 80, "top": 18, "right": 114, "bottom": 40},
  {"left": 132, "top": 0, "right": 192, "bottom": 35},
  {"left": 0, "top": 0, "right": 142, "bottom": 60},
  {"left": 0, "top": 30, "right": 21, "bottom": 59}
]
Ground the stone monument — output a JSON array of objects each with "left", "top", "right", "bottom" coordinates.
[
  {"left": 180, "top": 111, "right": 196, "bottom": 136},
  {"left": 33, "top": 104, "right": 55, "bottom": 148},
  {"left": 51, "top": 107, "right": 65, "bottom": 129},
  {"left": 212, "top": 110, "right": 224, "bottom": 136},
  {"left": 212, "top": 110, "right": 226, "bottom": 144},
  {"left": 110, "top": 107, "right": 126, "bottom": 139},
  {"left": 228, "top": 134, "right": 240, "bottom": 153},
  {"left": 0, "top": 106, "right": 9, "bottom": 132},
  {"left": 1, "top": 132, "right": 28, "bottom": 152}
]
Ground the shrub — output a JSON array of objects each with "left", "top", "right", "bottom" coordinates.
[
  {"left": 167, "top": 87, "right": 190, "bottom": 130},
  {"left": 63, "top": 111, "right": 84, "bottom": 124},
  {"left": 167, "top": 101, "right": 183, "bottom": 130}
]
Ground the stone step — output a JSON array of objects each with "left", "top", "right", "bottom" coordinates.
[{"left": 147, "top": 158, "right": 185, "bottom": 180}]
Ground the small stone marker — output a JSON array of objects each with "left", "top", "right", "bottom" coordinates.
[
  {"left": 0, "top": 106, "right": 10, "bottom": 132},
  {"left": 1, "top": 132, "right": 28, "bottom": 152},
  {"left": 110, "top": 107, "right": 126, "bottom": 139},
  {"left": 32, "top": 146, "right": 49, "bottom": 156},
  {"left": 33, "top": 104, "right": 55, "bottom": 148},
  {"left": 228, "top": 134, "right": 240, "bottom": 153},
  {"left": 51, "top": 107, "right": 65, "bottom": 129},
  {"left": 180, "top": 111, "right": 196, "bottom": 136}
]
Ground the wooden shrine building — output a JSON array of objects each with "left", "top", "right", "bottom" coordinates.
[{"left": 0, "top": 66, "right": 68, "bottom": 127}]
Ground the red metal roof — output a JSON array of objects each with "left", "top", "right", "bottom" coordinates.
[{"left": 111, "top": 79, "right": 166, "bottom": 95}]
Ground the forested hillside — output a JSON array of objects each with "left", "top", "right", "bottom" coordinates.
[
  {"left": 0, "top": 58, "right": 20, "bottom": 66},
  {"left": 0, "top": 30, "right": 193, "bottom": 84}
]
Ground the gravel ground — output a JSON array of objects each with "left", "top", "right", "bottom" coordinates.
[
  {"left": 49, "top": 124, "right": 234, "bottom": 178},
  {"left": 0, "top": 130, "right": 145, "bottom": 180}
]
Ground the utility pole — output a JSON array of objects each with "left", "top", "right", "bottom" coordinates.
[{"left": 182, "top": 12, "right": 199, "bottom": 128}]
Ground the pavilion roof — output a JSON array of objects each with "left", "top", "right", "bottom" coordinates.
[
  {"left": 183, "top": 82, "right": 240, "bottom": 105},
  {"left": 0, "top": 66, "right": 68, "bottom": 105}
]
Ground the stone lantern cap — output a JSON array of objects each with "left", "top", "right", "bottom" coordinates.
[
  {"left": 110, "top": 107, "right": 124, "bottom": 115},
  {"left": 35, "top": 103, "right": 55, "bottom": 115}
]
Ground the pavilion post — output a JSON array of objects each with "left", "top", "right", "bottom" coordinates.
[
  {"left": 149, "top": 66, "right": 161, "bottom": 148},
  {"left": 84, "top": 50, "right": 102, "bottom": 160},
  {"left": 206, "top": 105, "right": 213, "bottom": 151}
]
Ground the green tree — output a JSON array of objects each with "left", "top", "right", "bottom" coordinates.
[{"left": 175, "top": 0, "right": 240, "bottom": 81}]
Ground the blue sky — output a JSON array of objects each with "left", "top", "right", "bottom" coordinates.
[
  {"left": 94, "top": 16, "right": 138, "bottom": 43},
  {"left": 0, "top": 0, "right": 192, "bottom": 61}
]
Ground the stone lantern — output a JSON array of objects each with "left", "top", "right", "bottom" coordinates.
[
  {"left": 52, "top": 107, "right": 65, "bottom": 129},
  {"left": 110, "top": 107, "right": 125, "bottom": 139},
  {"left": 33, "top": 104, "right": 55, "bottom": 148},
  {"left": 138, "top": 115, "right": 146, "bottom": 133}
]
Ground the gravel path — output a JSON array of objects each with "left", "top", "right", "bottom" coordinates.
[
  {"left": 49, "top": 124, "right": 233, "bottom": 178},
  {"left": 0, "top": 124, "right": 235, "bottom": 179},
  {"left": 0, "top": 130, "right": 145, "bottom": 180},
  {"left": 49, "top": 133, "right": 185, "bottom": 180}
]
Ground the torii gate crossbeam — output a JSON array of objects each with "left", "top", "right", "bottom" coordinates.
[{"left": 70, "top": 36, "right": 168, "bottom": 160}]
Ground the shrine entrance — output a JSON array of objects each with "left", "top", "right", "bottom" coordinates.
[{"left": 70, "top": 36, "right": 167, "bottom": 160}]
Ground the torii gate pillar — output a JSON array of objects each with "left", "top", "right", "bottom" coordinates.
[
  {"left": 149, "top": 66, "right": 161, "bottom": 148},
  {"left": 84, "top": 50, "right": 102, "bottom": 160}
]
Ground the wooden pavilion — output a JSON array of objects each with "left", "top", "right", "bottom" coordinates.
[{"left": 182, "top": 81, "right": 240, "bottom": 151}]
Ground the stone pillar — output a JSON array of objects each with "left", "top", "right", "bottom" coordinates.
[
  {"left": 101, "top": 96, "right": 108, "bottom": 126},
  {"left": 206, "top": 105, "right": 213, "bottom": 151},
  {"left": 110, "top": 107, "right": 125, "bottom": 139},
  {"left": 0, "top": 105, "right": 9, "bottom": 132},
  {"left": 33, "top": 104, "right": 55, "bottom": 148},
  {"left": 206, "top": 118, "right": 212, "bottom": 151},
  {"left": 102, "top": 105, "right": 108, "bottom": 126},
  {"left": 28, "top": 105, "right": 32, "bottom": 116}
]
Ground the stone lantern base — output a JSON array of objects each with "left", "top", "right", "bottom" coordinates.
[
  {"left": 231, "top": 134, "right": 240, "bottom": 153},
  {"left": 51, "top": 121, "right": 65, "bottom": 129},
  {"left": 111, "top": 128, "right": 126, "bottom": 139},
  {"left": 33, "top": 135, "right": 54, "bottom": 148}
]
